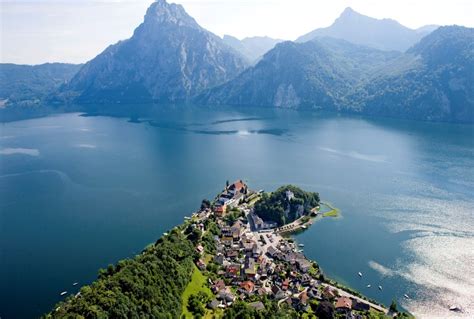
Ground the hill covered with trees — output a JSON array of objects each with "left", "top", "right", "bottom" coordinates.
[
  {"left": 253, "top": 185, "right": 320, "bottom": 226},
  {"left": 44, "top": 230, "right": 196, "bottom": 318}
]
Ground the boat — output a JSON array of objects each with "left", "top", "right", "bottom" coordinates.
[
  {"left": 449, "top": 305, "right": 462, "bottom": 312},
  {"left": 72, "top": 282, "right": 78, "bottom": 286},
  {"left": 298, "top": 244, "right": 305, "bottom": 247},
  {"left": 60, "top": 291, "right": 67, "bottom": 296},
  {"left": 302, "top": 225, "right": 307, "bottom": 229},
  {"left": 358, "top": 272, "right": 363, "bottom": 277},
  {"left": 404, "top": 294, "right": 410, "bottom": 299},
  {"left": 378, "top": 285, "right": 383, "bottom": 290},
  {"left": 367, "top": 284, "right": 371, "bottom": 288}
]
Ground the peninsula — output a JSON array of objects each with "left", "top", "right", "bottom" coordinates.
[{"left": 45, "top": 181, "right": 409, "bottom": 318}]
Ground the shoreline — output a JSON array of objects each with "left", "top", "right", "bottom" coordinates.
[
  {"left": 48, "top": 181, "right": 401, "bottom": 318},
  {"left": 187, "top": 182, "right": 391, "bottom": 317}
]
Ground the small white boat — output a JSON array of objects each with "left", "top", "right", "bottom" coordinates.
[
  {"left": 298, "top": 244, "right": 305, "bottom": 247},
  {"left": 367, "top": 284, "right": 371, "bottom": 288},
  {"left": 302, "top": 225, "right": 307, "bottom": 229},
  {"left": 60, "top": 291, "right": 67, "bottom": 296},
  {"left": 72, "top": 282, "right": 78, "bottom": 286},
  {"left": 358, "top": 272, "right": 363, "bottom": 277},
  {"left": 163, "top": 232, "right": 168, "bottom": 236},
  {"left": 404, "top": 294, "right": 410, "bottom": 299},
  {"left": 449, "top": 305, "right": 462, "bottom": 312},
  {"left": 378, "top": 285, "right": 383, "bottom": 290}
]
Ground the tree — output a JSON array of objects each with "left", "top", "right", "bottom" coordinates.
[
  {"left": 314, "top": 301, "right": 335, "bottom": 319},
  {"left": 390, "top": 299, "right": 398, "bottom": 313},
  {"left": 200, "top": 199, "right": 211, "bottom": 210},
  {"left": 187, "top": 294, "right": 205, "bottom": 317},
  {"left": 188, "top": 227, "right": 202, "bottom": 244}
]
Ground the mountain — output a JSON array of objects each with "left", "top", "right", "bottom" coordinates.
[
  {"left": 59, "top": 0, "right": 248, "bottom": 104},
  {"left": 197, "top": 38, "right": 401, "bottom": 109},
  {"left": 0, "top": 63, "right": 81, "bottom": 107},
  {"left": 198, "top": 26, "right": 474, "bottom": 123},
  {"left": 416, "top": 25, "right": 440, "bottom": 34},
  {"left": 222, "top": 35, "right": 284, "bottom": 63},
  {"left": 296, "top": 7, "right": 435, "bottom": 52},
  {"left": 353, "top": 26, "right": 474, "bottom": 122}
]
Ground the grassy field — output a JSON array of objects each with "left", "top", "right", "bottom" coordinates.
[
  {"left": 320, "top": 201, "right": 340, "bottom": 218},
  {"left": 323, "top": 209, "right": 339, "bottom": 217},
  {"left": 181, "top": 264, "right": 213, "bottom": 318}
]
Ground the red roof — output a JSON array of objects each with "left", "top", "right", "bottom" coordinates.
[
  {"left": 229, "top": 180, "right": 245, "bottom": 191},
  {"left": 240, "top": 281, "right": 255, "bottom": 293},
  {"left": 335, "top": 297, "right": 352, "bottom": 309},
  {"left": 282, "top": 278, "right": 289, "bottom": 290},
  {"left": 214, "top": 206, "right": 224, "bottom": 212},
  {"left": 299, "top": 291, "right": 308, "bottom": 304}
]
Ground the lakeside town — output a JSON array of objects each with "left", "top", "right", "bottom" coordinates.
[{"left": 182, "top": 180, "right": 397, "bottom": 318}]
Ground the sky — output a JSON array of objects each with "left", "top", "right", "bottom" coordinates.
[{"left": 1, "top": 0, "right": 473, "bottom": 65}]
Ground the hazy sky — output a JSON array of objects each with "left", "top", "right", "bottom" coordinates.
[{"left": 1, "top": 0, "right": 473, "bottom": 65}]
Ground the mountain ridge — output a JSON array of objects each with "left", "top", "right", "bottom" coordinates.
[
  {"left": 222, "top": 35, "right": 284, "bottom": 63},
  {"left": 296, "top": 7, "right": 437, "bottom": 52},
  {"left": 199, "top": 26, "right": 474, "bottom": 123}
]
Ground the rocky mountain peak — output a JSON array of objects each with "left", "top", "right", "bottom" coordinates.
[
  {"left": 144, "top": 0, "right": 199, "bottom": 28},
  {"left": 340, "top": 7, "right": 357, "bottom": 17}
]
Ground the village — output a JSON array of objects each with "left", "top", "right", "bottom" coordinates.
[{"left": 185, "top": 180, "right": 389, "bottom": 318}]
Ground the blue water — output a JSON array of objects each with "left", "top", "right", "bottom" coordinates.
[{"left": 1, "top": 107, "right": 473, "bottom": 318}]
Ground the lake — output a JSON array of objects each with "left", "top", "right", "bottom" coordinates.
[{"left": 1, "top": 106, "right": 473, "bottom": 318}]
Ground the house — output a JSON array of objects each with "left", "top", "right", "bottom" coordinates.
[
  {"left": 244, "top": 257, "right": 256, "bottom": 277},
  {"left": 214, "top": 204, "right": 226, "bottom": 217},
  {"left": 221, "top": 226, "right": 234, "bottom": 245},
  {"left": 282, "top": 278, "right": 289, "bottom": 291},
  {"left": 208, "top": 299, "right": 220, "bottom": 310},
  {"left": 307, "top": 287, "right": 323, "bottom": 300},
  {"left": 297, "top": 291, "right": 310, "bottom": 311},
  {"left": 297, "top": 258, "right": 312, "bottom": 273},
  {"left": 239, "top": 281, "right": 255, "bottom": 294},
  {"left": 267, "top": 246, "right": 278, "bottom": 258},
  {"left": 335, "top": 297, "right": 353, "bottom": 311},
  {"left": 214, "top": 253, "right": 225, "bottom": 265},
  {"left": 225, "top": 264, "right": 240, "bottom": 278},
  {"left": 248, "top": 301, "right": 265, "bottom": 311},
  {"left": 217, "top": 289, "right": 236, "bottom": 303},
  {"left": 323, "top": 286, "right": 337, "bottom": 299},
  {"left": 211, "top": 279, "right": 226, "bottom": 293},
  {"left": 256, "top": 287, "right": 267, "bottom": 296},
  {"left": 242, "top": 241, "right": 254, "bottom": 252},
  {"left": 196, "top": 259, "right": 206, "bottom": 271},
  {"left": 231, "top": 220, "right": 244, "bottom": 240},
  {"left": 225, "top": 249, "right": 238, "bottom": 260},
  {"left": 196, "top": 244, "right": 204, "bottom": 255},
  {"left": 301, "top": 273, "right": 312, "bottom": 286},
  {"left": 228, "top": 180, "right": 247, "bottom": 196},
  {"left": 252, "top": 244, "right": 262, "bottom": 258},
  {"left": 251, "top": 213, "right": 265, "bottom": 230}
]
